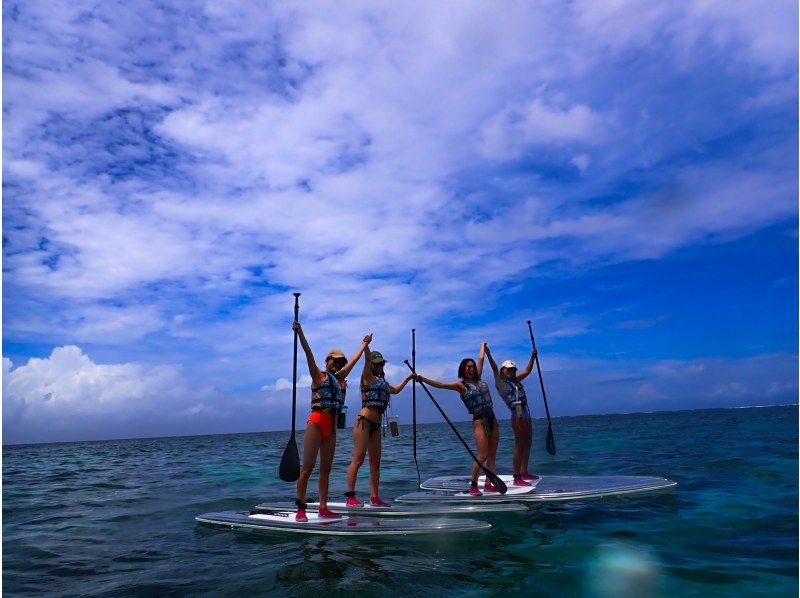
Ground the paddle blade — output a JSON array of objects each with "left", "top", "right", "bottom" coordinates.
[
  {"left": 278, "top": 433, "right": 300, "bottom": 482},
  {"left": 485, "top": 469, "right": 508, "bottom": 494},
  {"left": 546, "top": 425, "right": 556, "bottom": 455}
]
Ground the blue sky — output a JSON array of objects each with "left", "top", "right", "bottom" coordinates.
[{"left": 3, "top": 1, "right": 797, "bottom": 444}]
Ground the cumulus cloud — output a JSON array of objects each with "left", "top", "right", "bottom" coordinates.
[{"left": 3, "top": 346, "right": 218, "bottom": 443}]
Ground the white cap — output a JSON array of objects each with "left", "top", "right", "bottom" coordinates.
[{"left": 500, "top": 360, "right": 517, "bottom": 370}]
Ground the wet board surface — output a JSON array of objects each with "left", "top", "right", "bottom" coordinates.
[
  {"left": 253, "top": 501, "right": 527, "bottom": 517},
  {"left": 195, "top": 511, "right": 491, "bottom": 536},
  {"left": 398, "top": 475, "right": 677, "bottom": 503},
  {"left": 420, "top": 475, "right": 541, "bottom": 491}
]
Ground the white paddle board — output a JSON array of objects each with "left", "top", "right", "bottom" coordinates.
[
  {"left": 195, "top": 510, "right": 491, "bottom": 536},
  {"left": 254, "top": 501, "right": 527, "bottom": 517}
]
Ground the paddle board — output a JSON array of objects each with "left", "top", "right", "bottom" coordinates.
[
  {"left": 399, "top": 475, "right": 677, "bottom": 503},
  {"left": 393, "top": 484, "right": 537, "bottom": 503},
  {"left": 195, "top": 510, "right": 491, "bottom": 536},
  {"left": 420, "top": 475, "right": 541, "bottom": 491},
  {"left": 253, "top": 501, "right": 527, "bottom": 517}
]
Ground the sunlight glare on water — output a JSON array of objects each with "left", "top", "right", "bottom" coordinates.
[{"left": 585, "top": 542, "right": 664, "bottom": 598}]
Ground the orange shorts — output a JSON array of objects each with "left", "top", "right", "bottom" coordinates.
[{"left": 307, "top": 411, "right": 336, "bottom": 440}]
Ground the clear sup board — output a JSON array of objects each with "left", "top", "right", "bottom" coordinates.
[
  {"left": 253, "top": 501, "right": 527, "bottom": 517},
  {"left": 195, "top": 510, "right": 491, "bottom": 536},
  {"left": 398, "top": 475, "right": 677, "bottom": 503}
]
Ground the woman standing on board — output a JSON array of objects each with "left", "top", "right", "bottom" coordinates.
[
  {"left": 484, "top": 343, "right": 538, "bottom": 485},
  {"left": 414, "top": 343, "right": 500, "bottom": 496},
  {"left": 292, "top": 321, "right": 370, "bottom": 521},
  {"left": 345, "top": 346, "right": 414, "bottom": 507}
]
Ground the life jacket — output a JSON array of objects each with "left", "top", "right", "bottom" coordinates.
[
  {"left": 499, "top": 378, "right": 528, "bottom": 411},
  {"left": 361, "top": 376, "right": 391, "bottom": 413},
  {"left": 311, "top": 370, "right": 346, "bottom": 411},
  {"left": 461, "top": 380, "right": 493, "bottom": 416}
]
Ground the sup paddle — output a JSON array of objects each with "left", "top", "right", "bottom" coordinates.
[
  {"left": 404, "top": 360, "right": 507, "bottom": 494},
  {"left": 278, "top": 293, "right": 301, "bottom": 482},
  {"left": 527, "top": 320, "right": 556, "bottom": 455},
  {"left": 411, "top": 329, "right": 421, "bottom": 489}
]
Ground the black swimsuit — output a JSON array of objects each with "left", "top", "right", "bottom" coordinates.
[
  {"left": 356, "top": 415, "right": 381, "bottom": 435},
  {"left": 473, "top": 409, "right": 497, "bottom": 436}
]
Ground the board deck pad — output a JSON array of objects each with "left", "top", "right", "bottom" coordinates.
[
  {"left": 253, "top": 501, "right": 527, "bottom": 517},
  {"left": 398, "top": 475, "right": 676, "bottom": 503},
  {"left": 196, "top": 510, "right": 492, "bottom": 536}
]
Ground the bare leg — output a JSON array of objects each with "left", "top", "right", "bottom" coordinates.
[
  {"left": 487, "top": 420, "right": 499, "bottom": 473},
  {"left": 317, "top": 433, "right": 337, "bottom": 509},
  {"left": 367, "top": 429, "right": 382, "bottom": 497},
  {"left": 522, "top": 420, "right": 533, "bottom": 473},
  {"left": 346, "top": 419, "right": 370, "bottom": 493},
  {"left": 511, "top": 417, "right": 524, "bottom": 474},
  {"left": 471, "top": 419, "right": 489, "bottom": 482},
  {"left": 296, "top": 422, "right": 322, "bottom": 503}
]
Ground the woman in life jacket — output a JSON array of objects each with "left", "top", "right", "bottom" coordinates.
[
  {"left": 292, "top": 321, "right": 371, "bottom": 522},
  {"left": 344, "top": 346, "right": 414, "bottom": 507},
  {"left": 484, "top": 343, "right": 538, "bottom": 486},
  {"left": 413, "top": 343, "right": 500, "bottom": 496}
]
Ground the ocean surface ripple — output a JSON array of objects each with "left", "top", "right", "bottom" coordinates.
[{"left": 3, "top": 405, "right": 797, "bottom": 596}]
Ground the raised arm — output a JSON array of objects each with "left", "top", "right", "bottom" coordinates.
[
  {"left": 517, "top": 345, "right": 538, "bottom": 381},
  {"left": 388, "top": 373, "right": 414, "bottom": 394},
  {"left": 360, "top": 341, "right": 375, "bottom": 386},
  {"left": 476, "top": 342, "right": 487, "bottom": 378},
  {"left": 293, "top": 321, "right": 323, "bottom": 384},
  {"left": 337, "top": 333, "right": 372, "bottom": 378},
  {"left": 414, "top": 373, "right": 465, "bottom": 394},
  {"left": 484, "top": 344, "right": 500, "bottom": 377}
]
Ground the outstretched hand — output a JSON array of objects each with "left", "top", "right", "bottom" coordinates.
[{"left": 363, "top": 333, "right": 373, "bottom": 344}]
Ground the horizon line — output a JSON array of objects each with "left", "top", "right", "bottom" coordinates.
[{"left": 4, "top": 402, "right": 796, "bottom": 448}]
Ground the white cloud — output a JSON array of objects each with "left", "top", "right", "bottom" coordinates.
[
  {"left": 264, "top": 374, "right": 314, "bottom": 392},
  {"left": 481, "top": 99, "right": 607, "bottom": 159},
  {"left": 2, "top": 346, "right": 218, "bottom": 442}
]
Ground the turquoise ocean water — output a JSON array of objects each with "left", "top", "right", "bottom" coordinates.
[{"left": 3, "top": 405, "right": 797, "bottom": 596}]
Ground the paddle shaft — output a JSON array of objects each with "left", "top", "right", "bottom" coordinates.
[
  {"left": 291, "top": 293, "right": 300, "bottom": 431},
  {"left": 404, "top": 361, "right": 507, "bottom": 494},
  {"left": 278, "top": 294, "right": 301, "bottom": 482},
  {"left": 527, "top": 320, "right": 551, "bottom": 421},
  {"left": 411, "top": 329, "right": 421, "bottom": 488},
  {"left": 527, "top": 320, "right": 556, "bottom": 454}
]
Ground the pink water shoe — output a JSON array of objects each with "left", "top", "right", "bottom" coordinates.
[
  {"left": 317, "top": 507, "right": 341, "bottom": 518},
  {"left": 370, "top": 496, "right": 390, "bottom": 507},
  {"left": 345, "top": 493, "right": 364, "bottom": 507}
]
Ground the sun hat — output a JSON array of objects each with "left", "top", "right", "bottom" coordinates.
[{"left": 327, "top": 348, "right": 346, "bottom": 360}]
